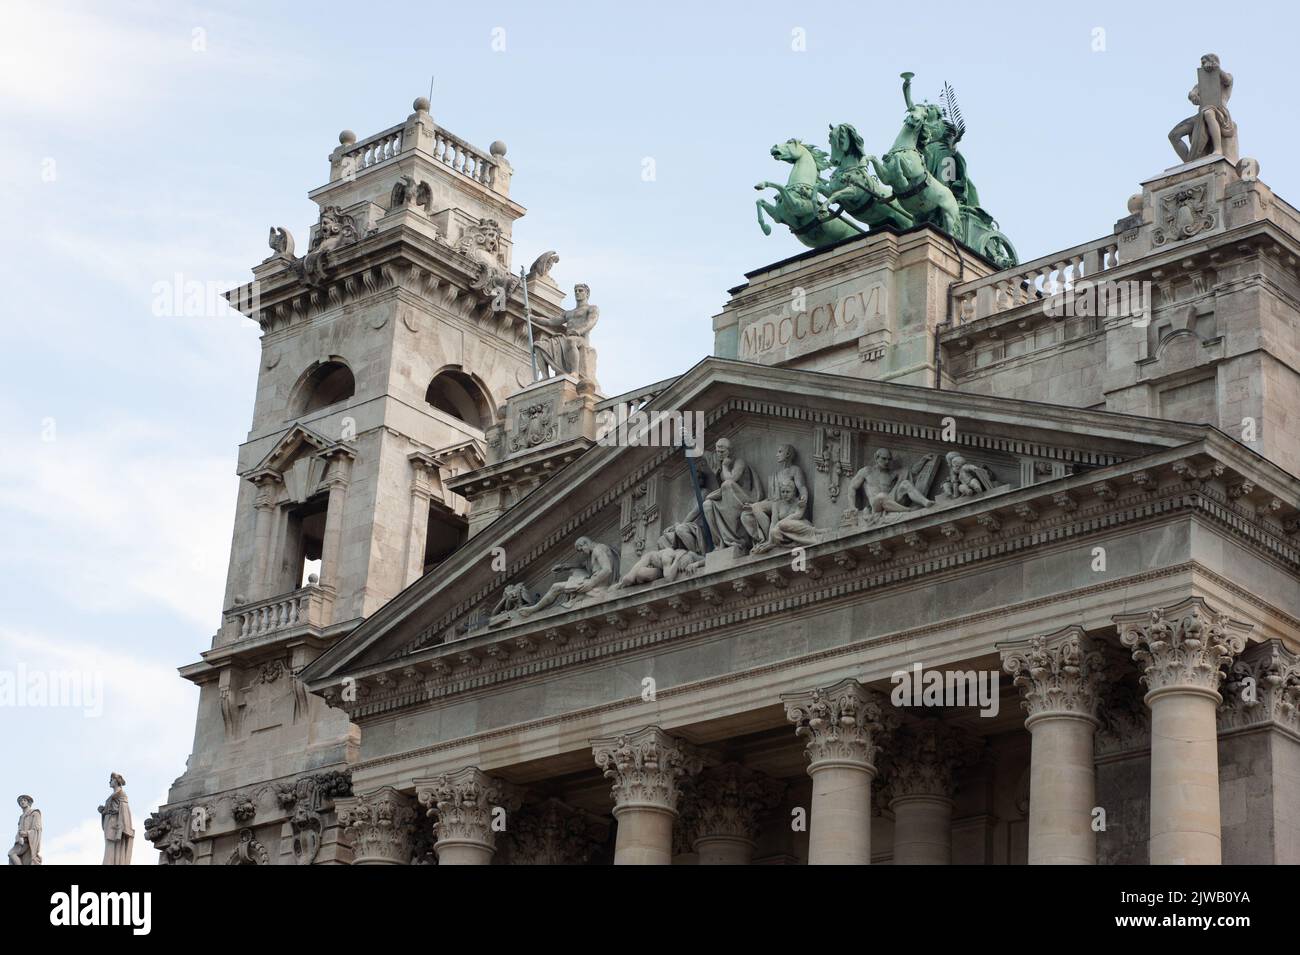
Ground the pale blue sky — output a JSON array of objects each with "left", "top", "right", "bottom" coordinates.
[{"left": 1, "top": 0, "right": 1290, "bottom": 861}]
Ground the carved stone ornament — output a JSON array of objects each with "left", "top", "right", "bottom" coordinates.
[
  {"left": 1153, "top": 183, "right": 1216, "bottom": 245},
  {"left": 592, "top": 726, "right": 704, "bottom": 815},
  {"left": 389, "top": 174, "right": 433, "bottom": 214},
  {"left": 679, "top": 764, "right": 784, "bottom": 846},
  {"left": 886, "top": 721, "right": 977, "bottom": 801},
  {"left": 457, "top": 217, "right": 520, "bottom": 301},
  {"left": 1001, "top": 626, "right": 1105, "bottom": 724},
  {"left": 337, "top": 787, "right": 418, "bottom": 864},
  {"left": 415, "top": 768, "right": 521, "bottom": 853},
  {"left": 1115, "top": 597, "right": 1251, "bottom": 699},
  {"left": 143, "top": 806, "right": 198, "bottom": 865},
  {"left": 510, "top": 401, "right": 556, "bottom": 451},
  {"left": 504, "top": 797, "right": 605, "bottom": 865},
  {"left": 1218, "top": 640, "right": 1300, "bottom": 734},
  {"left": 782, "top": 679, "right": 895, "bottom": 770},
  {"left": 297, "top": 204, "right": 360, "bottom": 286},
  {"left": 275, "top": 770, "right": 352, "bottom": 865},
  {"left": 225, "top": 828, "right": 271, "bottom": 866}
]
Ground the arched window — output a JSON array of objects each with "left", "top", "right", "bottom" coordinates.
[
  {"left": 425, "top": 369, "right": 492, "bottom": 430},
  {"left": 294, "top": 361, "right": 355, "bottom": 415}
]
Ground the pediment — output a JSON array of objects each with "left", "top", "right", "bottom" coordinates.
[
  {"left": 250, "top": 422, "right": 334, "bottom": 475},
  {"left": 306, "top": 358, "right": 1260, "bottom": 691}
]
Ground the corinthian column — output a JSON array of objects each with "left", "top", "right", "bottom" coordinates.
[
  {"left": 316, "top": 446, "right": 354, "bottom": 592},
  {"left": 681, "top": 763, "right": 784, "bottom": 865},
  {"left": 415, "top": 768, "right": 521, "bottom": 865},
  {"left": 782, "top": 679, "right": 894, "bottom": 865},
  {"left": 887, "top": 721, "right": 972, "bottom": 865},
  {"left": 1115, "top": 598, "right": 1251, "bottom": 865},
  {"left": 592, "top": 726, "right": 703, "bottom": 865},
  {"left": 335, "top": 787, "right": 417, "bottom": 865},
  {"left": 1002, "top": 627, "right": 1104, "bottom": 865}
]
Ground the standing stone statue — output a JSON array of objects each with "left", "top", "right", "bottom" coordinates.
[
  {"left": 532, "top": 284, "right": 600, "bottom": 388},
  {"left": 99, "top": 772, "right": 134, "bottom": 866},
  {"left": 1168, "top": 54, "right": 1238, "bottom": 164},
  {"left": 8, "top": 794, "right": 41, "bottom": 865}
]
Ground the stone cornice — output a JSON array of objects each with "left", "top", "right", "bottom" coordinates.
[
  {"left": 342, "top": 559, "right": 1267, "bottom": 777},
  {"left": 315, "top": 451, "right": 1298, "bottom": 720}
]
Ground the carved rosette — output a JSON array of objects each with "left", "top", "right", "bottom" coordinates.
[
  {"left": 592, "top": 726, "right": 704, "bottom": 816},
  {"left": 337, "top": 787, "right": 417, "bottom": 865},
  {"left": 1218, "top": 640, "right": 1300, "bottom": 734},
  {"left": 1001, "top": 626, "right": 1105, "bottom": 725},
  {"left": 415, "top": 768, "right": 522, "bottom": 853},
  {"left": 680, "top": 763, "right": 784, "bottom": 847},
  {"left": 782, "top": 679, "right": 895, "bottom": 772},
  {"left": 1115, "top": 598, "right": 1251, "bottom": 701},
  {"left": 504, "top": 798, "right": 606, "bottom": 865},
  {"left": 886, "top": 721, "right": 976, "bottom": 802}
]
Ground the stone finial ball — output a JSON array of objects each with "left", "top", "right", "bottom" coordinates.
[
  {"left": 308, "top": 573, "right": 320, "bottom": 585},
  {"left": 490, "top": 140, "right": 507, "bottom": 157},
  {"left": 413, "top": 96, "right": 430, "bottom": 113},
  {"left": 1126, "top": 194, "right": 1143, "bottom": 216},
  {"left": 339, "top": 130, "right": 357, "bottom": 146}
]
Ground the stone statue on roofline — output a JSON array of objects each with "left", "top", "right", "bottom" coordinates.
[
  {"left": 1168, "top": 54, "right": 1238, "bottom": 165},
  {"left": 532, "top": 283, "right": 600, "bottom": 391},
  {"left": 8, "top": 794, "right": 41, "bottom": 865},
  {"left": 516, "top": 536, "right": 617, "bottom": 618},
  {"left": 99, "top": 772, "right": 134, "bottom": 865}
]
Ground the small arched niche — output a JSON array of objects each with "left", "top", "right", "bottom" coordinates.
[
  {"left": 425, "top": 368, "right": 492, "bottom": 431},
  {"left": 293, "top": 360, "right": 356, "bottom": 416}
]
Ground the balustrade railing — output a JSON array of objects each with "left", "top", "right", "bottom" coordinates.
[
  {"left": 223, "top": 584, "right": 333, "bottom": 644},
  {"left": 953, "top": 235, "right": 1122, "bottom": 325}
]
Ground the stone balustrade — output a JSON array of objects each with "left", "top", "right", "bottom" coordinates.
[
  {"left": 954, "top": 235, "right": 1122, "bottom": 324},
  {"left": 329, "top": 107, "right": 507, "bottom": 195},
  {"left": 222, "top": 584, "right": 333, "bottom": 644}
]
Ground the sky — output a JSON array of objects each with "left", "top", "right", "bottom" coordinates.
[{"left": 0, "top": 0, "right": 1292, "bottom": 863}]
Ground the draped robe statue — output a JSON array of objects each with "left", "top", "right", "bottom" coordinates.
[
  {"left": 8, "top": 795, "right": 41, "bottom": 865},
  {"left": 741, "top": 444, "right": 809, "bottom": 546},
  {"left": 99, "top": 773, "right": 134, "bottom": 866},
  {"left": 701, "top": 438, "right": 760, "bottom": 550}
]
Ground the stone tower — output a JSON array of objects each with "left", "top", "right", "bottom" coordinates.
[{"left": 157, "top": 97, "right": 567, "bottom": 863}]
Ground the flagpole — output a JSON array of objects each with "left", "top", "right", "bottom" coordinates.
[{"left": 520, "top": 267, "right": 539, "bottom": 382}]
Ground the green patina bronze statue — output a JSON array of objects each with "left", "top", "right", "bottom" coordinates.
[
  {"left": 756, "top": 72, "right": 1018, "bottom": 268},
  {"left": 755, "top": 139, "right": 860, "bottom": 248},
  {"left": 819, "top": 123, "right": 913, "bottom": 231}
]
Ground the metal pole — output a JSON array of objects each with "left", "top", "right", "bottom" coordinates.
[
  {"left": 519, "top": 266, "right": 539, "bottom": 382},
  {"left": 684, "top": 438, "right": 715, "bottom": 552}
]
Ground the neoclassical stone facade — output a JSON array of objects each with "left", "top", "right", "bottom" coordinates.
[{"left": 153, "top": 91, "right": 1300, "bottom": 864}]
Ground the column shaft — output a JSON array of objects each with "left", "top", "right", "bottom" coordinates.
[
  {"left": 1025, "top": 714, "right": 1096, "bottom": 864},
  {"left": 891, "top": 794, "right": 953, "bottom": 865},
  {"left": 808, "top": 763, "right": 874, "bottom": 864},
  {"left": 1148, "top": 689, "right": 1222, "bottom": 864}
]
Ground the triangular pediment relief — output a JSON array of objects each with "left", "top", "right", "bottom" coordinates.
[
  {"left": 247, "top": 423, "right": 354, "bottom": 505},
  {"left": 302, "top": 357, "right": 1297, "bottom": 693}
]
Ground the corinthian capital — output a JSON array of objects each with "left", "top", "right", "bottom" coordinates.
[
  {"left": 782, "top": 678, "right": 895, "bottom": 771},
  {"left": 415, "top": 768, "right": 522, "bottom": 852},
  {"left": 680, "top": 763, "right": 785, "bottom": 846},
  {"left": 504, "top": 798, "right": 607, "bottom": 865},
  {"left": 336, "top": 786, "right": 417, "bottom": 864},
  {"left": 591, "top": 725, "right": 704, "bottom": 815},
  {"left": 1001, "top": 626, "right": 1105, "bottom": 724},
  {"left": 1115, "top": 597, "right": 1251, "bottom": 700},
  {"left": 886, "top": 721, "right": 978, "bottom": 801},
  {"left": 1218, "top": 639, "right": 1300, "bottom": 733}
]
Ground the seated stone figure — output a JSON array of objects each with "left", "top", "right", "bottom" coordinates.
[
  {"left": 842, "top": 449, "right": 936, "bottom": 525},
  {"left": 938, "top": 451, "right": 999, "bottom": 500},
  {"left": 741, "top": 444, "right": 809, "bottom": 546},
  {"left": 611, "top": 547, "right": 703, "bottom": 589},
  {"left": 701, "top": 437, "right": 760, "bottom": 551},
  {"left": 516, "top": 536, "right": 616, "bottom": 618},
  {"left": 750, "top": 478, "right": 821, "bottom": 555}
]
